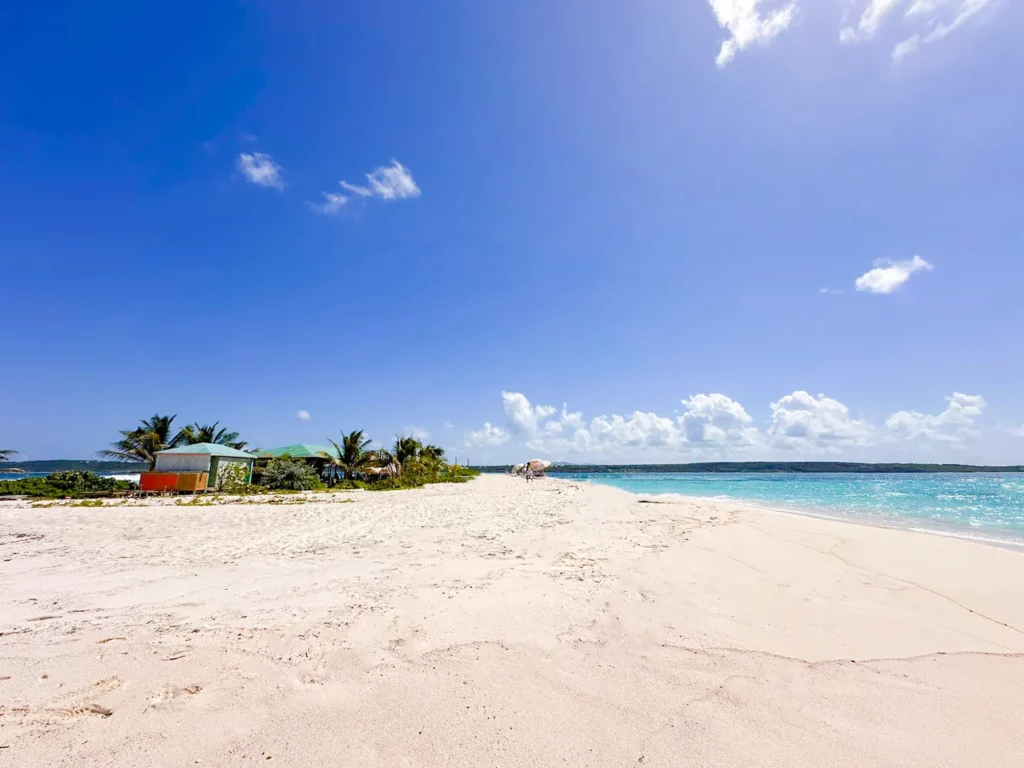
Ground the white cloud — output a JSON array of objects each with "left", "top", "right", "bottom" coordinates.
[
  {"left": 443, "top": 421, "right": 455, "bottom": 430},
  {"left": 893, "top": 0, "right": 997, "bottom": 59},
  {"left": 855, "top": 255, "right": 933, "bottom": 294},
  {"left": 502, "top": 391, "right": 557, "bottom": 436},
  {"left": 839, "top": 0, "right": 999, "bottom": 59},
  {"left": 484, "top": 391, "right": 766, "bottom": 458},
  {"left": 892, "top": 34, "right": 922, "bottom": 59},
  {"left": 708, "top": 0, "right": 1000, "bottom": 65},
  {"left": 819, "top": 287, "right": 844, "bottom": 295},
  {"left": 841, "top": 0, "right": 905, "bottom": 42},
  {"left": 237, "top": 152, "right": 284, "bottom": 189},
  {"left": 296, "top": 410, "right": 311, "bottom": 421},
  {"left": 885, "top": 393, "right": 987, "bottom": 442},
  {"left": 466, "top": 423, "right": 509, "bottom": 446},
  {"left": 308, "top": 192, "right": 349, "bottom": 215},
  {"left": 339, "top": 160, "right": 420, "bottom": 201},
  {"left": 709, "top": 0, "right": 799, "bottom": 67},
  {"left": 679, "top": 394, "right": 759, "bottom": 445},
  {"left": 1009, "top": 425, "right": 1024, "bottom": 439},
  {"left": 405, "top": 425, "right": 430, "bottom": 441},
  {"left": 471, "top": 390, "right": 1003, "bottom": 460},
  {"left": 588, "top": 411, "right": 682, "bottom": 450},
  {"left": 768, "top": 391, "right": 874, "bottom": 452}
]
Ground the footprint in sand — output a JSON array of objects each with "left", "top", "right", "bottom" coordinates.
[
  {"left": 0, "top": 676, "right": 123, "bottom": 729},
  {"left": 146, "top": 684, "right": 203, "bottom": 710}
]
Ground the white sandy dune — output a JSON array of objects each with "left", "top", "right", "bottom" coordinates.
[{"left": 1, "top": 475, "right": 1023, "bottom": 766}]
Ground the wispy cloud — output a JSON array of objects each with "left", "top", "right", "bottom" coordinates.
[
  {"left": 307, "top": 192, "right": 349, "bottom": 216},
  {"left": 891, "top": 0, "right": 999, "bottom": 61},
  {"left": 819, "top": 287, "right": 843, "bottom": 295},
  {"left": 840, "top": 0, "right": 904, "bottom": 43},
  {"left": 708, "top": 0, "right": 1001, "bottom": 66},
  {"left": 297, "top": 410, "right": 311, "bottom": 421},
  {"left": 855, "top": 255, "right": 933, "bottom": 294},
  {"left": 708, "top": 0, "right": 798, "bottom": 68},
  {"left": 339, "top": 160, "right": 420, "bottom": 201},
  {"left": 237, "top": 152, "right": 284, "bottom": 189},
  {"left": 311, "top": 160, "right": 420, "bottom": 216}
]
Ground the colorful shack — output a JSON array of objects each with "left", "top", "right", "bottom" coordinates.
[{"left": 140, "top": 443, "right": 255, "bottom": 493}]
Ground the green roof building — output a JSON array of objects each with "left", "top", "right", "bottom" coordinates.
[
  {"left": 257, "top": 444, "right": 333, "bottom": 460},
  {"left": 153, "top": 443, "right": 255, "bottom": 489}
]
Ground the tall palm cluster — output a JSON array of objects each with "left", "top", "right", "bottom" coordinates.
[
  {"left": 319, "top": 430, "right": 449, "bottom": 483},
  {"left": 0, "top": 449, "right": 16, "bottom": 462},
  {"left": 97, "top": 414, "right": 246, "bottom": 470}
]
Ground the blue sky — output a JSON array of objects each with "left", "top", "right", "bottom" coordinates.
[{"left": 2, "top": 0, "right": 1023, "bottom": 464}]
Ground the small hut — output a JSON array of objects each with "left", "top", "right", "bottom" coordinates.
[{"left": 141, "top": 443, "right": 255, "bottom": 492}]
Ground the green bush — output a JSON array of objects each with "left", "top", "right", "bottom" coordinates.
[
  {"left": 215, "top": 461, "right": 252, "bottom": 494},
  {"left": 258, "top": 459, "right": 324, "bottom": 491},
  {"left": 0, "top": 471, "right": 137, "bottom": 498}
]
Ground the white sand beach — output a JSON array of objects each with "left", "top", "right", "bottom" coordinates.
[{"left": 2, "top": 474, "right": 1023, "bottom": 766}]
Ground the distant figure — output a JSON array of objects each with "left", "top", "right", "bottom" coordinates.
[{"left": 525, "top": 466, "right": 535, "bottom": 483}]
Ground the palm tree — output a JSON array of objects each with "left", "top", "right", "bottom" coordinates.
[
  {"left": 419, "top": 444, "right": 445, "bottom": 461},
  {"left": 179, "top": 422, "right": 247, "bottom": 450},
  {"left": 320, "top": 430, "right": 373, "bottom": 481},
  {"left": 0, "top": 449, "right": 16, "bottom": 462},
  {"left": 97, "top": 414, "right": 184, "bottom": 470},
  {"left": 392, "top": 435, "right": 423, "bottom": 475}
]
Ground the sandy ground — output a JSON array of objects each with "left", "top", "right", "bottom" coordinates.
[{"left": 1, "top": 474, "right": 1023, "bottom": 767}]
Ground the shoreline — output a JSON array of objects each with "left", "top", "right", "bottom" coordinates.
[
  {"left": 3, "top": 474, "right": 1022, "bottom": 766},
  {"left": 575, "top": 477, "right": 1024, "bottom": 551}
]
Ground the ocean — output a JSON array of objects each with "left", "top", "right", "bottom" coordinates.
[
  {"left": 0, "top": 471, "right": 141, "bottom": 482},
  {"left": 567, "top": 472, "right": 1024, "bottom": 548}
]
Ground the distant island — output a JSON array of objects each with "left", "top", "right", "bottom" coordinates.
[
  {"left": 0, "top": 459, "right": 145, "bottom": 474},
  {"left": 474, "top": 462, "right": 1024, "bottom": 474}
]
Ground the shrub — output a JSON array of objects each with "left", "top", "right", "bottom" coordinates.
[
  {"left": 0, "top": 471, "right": 137, "bottom": 498},
  {"left": 258, "top": 459, "right": 323, "bottom": 491},
  {"left": 215, "top": 461, "right": 252, "bottom": 494}
]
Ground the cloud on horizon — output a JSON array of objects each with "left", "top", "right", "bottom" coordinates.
[{"left": 465, "top": 389, "right": 990, "bottom": 461}]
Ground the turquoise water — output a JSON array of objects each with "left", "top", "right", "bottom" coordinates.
[
  {"left": 570, "top": 473, "right": 1024, "bottom": 547},
  {"left": 0, "top": 471, "right": 139, "bottom": 481}
]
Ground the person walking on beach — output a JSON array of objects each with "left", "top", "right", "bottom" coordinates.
[{"left": 525, "top": 466, "right": 535, "bottom": 483}]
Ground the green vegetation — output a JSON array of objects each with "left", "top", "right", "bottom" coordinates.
[
  {"left": 215, "top": 461, "right": 251, "bottom": 493},
  {"left": 97, "top": 414, "right": 185, "bottom": 469},
  {"left": 259, "top": 459, "right": 323, "bottom": 491},
  {"left": 314, "top": 431, "right": 476, "bottom": 490},
  {"left": 97, "top": 414, "right": 247, "bottom": 469},
  {"left": 321, "top": 430, "right": 374, "bottom": 481},
  {"left": 474, "top": 462, "right": 1024, "bottom": 474},
  {"left": 0, "top": 470, "right": 138, "bottom": 498}
]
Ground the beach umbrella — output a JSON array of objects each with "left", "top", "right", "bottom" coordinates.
[{"left": 527, "top": 459, "right": 551, "bottom": 472}]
